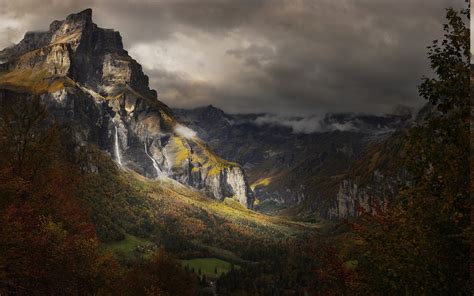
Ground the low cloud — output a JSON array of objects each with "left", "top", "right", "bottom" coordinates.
[
  {"left": 254, "top": 114, "right": 323, "bottom": 133},
  {"left": 174, "top": 124, "right": 197, "bottom": 139},
  {"left": 253, "top": 114, "right": 359, "bottom": 134}
]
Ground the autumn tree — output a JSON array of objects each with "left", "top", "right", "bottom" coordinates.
[
  {"left": 355, "top": 4, "right": 470, "bottom": 295},
  {"left": 119, "top": 248, "right": 198, "bottom": 295},
  {"left": 0, "top": 94, "right": 121, "bottom": 295}
]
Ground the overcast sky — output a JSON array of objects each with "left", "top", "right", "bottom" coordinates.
[{"left": 0, "top": 0, "right": 467, "bottom": 115}]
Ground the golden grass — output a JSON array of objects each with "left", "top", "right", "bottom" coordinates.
[
  {"left": 167, "top": 136, "right": 191, "bottom": 167},
  {"left": 188, "top": 139, "right": 241, "bottom": 176},
  {"left": 0, "top": 68, "right": 72, "bottom": 94},
  {"left": 166, "top": 134, "right": 237, "bottom": 178},
  {"left": 126, "top": 170, "right": 318, "bottom": 239},
  {"left": 251, "top": 177, "right": 273, "bottom": 190},
  {"left": 161, "top": 111, "right": 174, "bottom": 124},
  {"left": 51, "top": 30, "right": 82, "bottom": 45}
]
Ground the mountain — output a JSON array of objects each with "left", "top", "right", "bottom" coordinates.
[
  {"left": 0, "top": 9, "right": 253, "bottom": 208},
  {"left": 173, "top": 105, "right": 412, "bottom": 219}
]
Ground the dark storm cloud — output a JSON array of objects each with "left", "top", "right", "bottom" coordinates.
[
  {"left": 146, "top": 68, "right": 218, "bottom": 108},
  {"left": 96, "top": 0, "right": 265, "bottom": 43},
  {"left": 0, "top": 0, "right": 467, "bottom": 115}
]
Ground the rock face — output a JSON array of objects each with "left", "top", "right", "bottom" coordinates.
[
  {"left": 328, "top": 172, "right": 399, "bottom": 218},
  {"left": 326, "top": 133, "right": 409, "bottom": 219},
  {"left": 0, "top": 9, "right": 254, "bottom": 208}
]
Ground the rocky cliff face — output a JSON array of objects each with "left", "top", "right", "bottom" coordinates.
[
  {"left": 328, "top": 172, "right": 399, "bottom": 218},
  {"left": 0, "top": 9, "right": 254, "bottom": 208},
  {"left": 326, "top": 132, "right": 408, "bottom": 219}
]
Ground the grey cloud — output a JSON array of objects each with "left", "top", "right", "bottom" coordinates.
[
  {"left": 91, "top": 0, "right": 267, "bottom": 47},
  {"left": 226, "top": 44, "right": 276, "bottom": 68},
  {"left": 0, "top": 0, "right": 467, "bottom": 115},
  {"left": 0, "top": 0, "right": 95, "bottom": 41},
  {"left": 146, "top": 68, "right": 218, "bottom": 108}
]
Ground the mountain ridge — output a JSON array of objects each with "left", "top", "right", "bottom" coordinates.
[{"left": 173, "top": 104, "right": 412, "bottom": 219}]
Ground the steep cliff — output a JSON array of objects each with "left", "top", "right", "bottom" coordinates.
[
  {"left": 327, "top": 132, "right": 408, "bottom": 218},
  {"left": 0, "top": 9, "right": 253, "bottom": 208}
]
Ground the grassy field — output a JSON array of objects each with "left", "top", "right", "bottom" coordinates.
[
  {"left": 181, "top": 258, "right": 240, "bottom": 279},
  {"left": 253, "top": 199, "right": 288, "bottom": 215},
  {"left": 106, "top": 234, "right": 155, "bottom": 259},
  {"left": 191, "top": 240, "right": 250, "bottom": 264}
]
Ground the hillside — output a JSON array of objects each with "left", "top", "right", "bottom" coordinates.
[{"left": 75, "top": 143, "right": 318, "bottom": 260}]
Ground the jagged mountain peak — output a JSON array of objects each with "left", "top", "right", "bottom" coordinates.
[
  {"left": 1, "top": 8, "right": 96, "bottom": 60},
  {"left": 0, "top": 9, "right": 254, "bottom": 208},
  {"left": 191, "top": 105, "right": 228, "bottom": 120},
  {"left": 50, "top": 8, "right": 93, "bottom": 33},
  {"left": 173, "top": 105, "right": 233, "bottom": 138},
  {"left": 66, "top": 8, "right": 93, "bottom": 22},
  {"left": 0, "top": 8, "right": 154, "bottom": 99}
]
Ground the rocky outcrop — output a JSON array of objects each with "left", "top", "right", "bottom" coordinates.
[
  {"left": 328, "top": 171, "right": 399, "bottom": 219},
  {"left": 253, "top": 185, "right": 306, "bottom": 205},
  {"left": 0, "top": 9, "right": 254, "bottom": 208},
  {"left": 326, "top": 132, "right": 409, "bottom": 219}
]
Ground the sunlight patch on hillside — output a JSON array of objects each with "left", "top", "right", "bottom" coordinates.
[{"left": 251, "top": 177, "right": 273, "bottom": 190}]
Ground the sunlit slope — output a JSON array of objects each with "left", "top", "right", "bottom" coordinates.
[
  {"left": 78, "top": 147, "right": 318, "bottom": 261},
  {"left": 126, "top": 170, "right": 315, "bottom": 239}
]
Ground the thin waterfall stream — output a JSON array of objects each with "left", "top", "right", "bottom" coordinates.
[
  {"left": 114, "top": 125, "right": 123, "bottom": 166},
  {"left": 144, "top": 140, "right": 162, "bottom": 178}
]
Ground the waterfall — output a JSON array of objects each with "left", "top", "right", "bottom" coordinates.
[
  {"left": 114, "top": 125, "right": 123, "bottom": 166},
  {"left": 144, "top": 141, "right": 162, "bottom": 178}
]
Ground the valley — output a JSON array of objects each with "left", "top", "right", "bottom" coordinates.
[{"left": 78, "top": 147, "right": 333, "bottom": 294}]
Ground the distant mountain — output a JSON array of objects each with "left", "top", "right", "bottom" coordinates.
[
  {"left": 0, "top": 9, "right": 253, "bottom": 207},
  {"left": 173, "top": 105, "right": 412, "bottom": 219}
]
